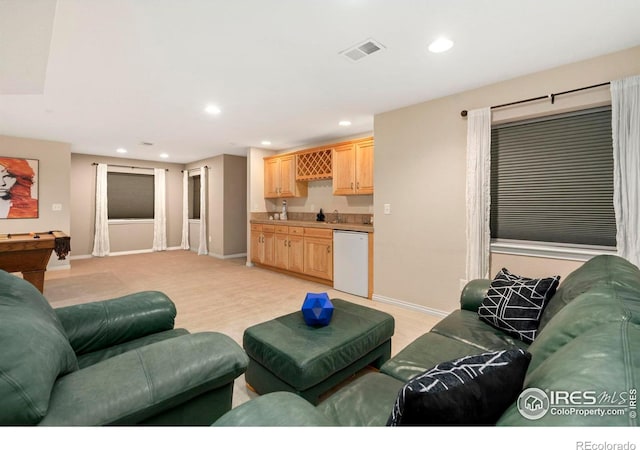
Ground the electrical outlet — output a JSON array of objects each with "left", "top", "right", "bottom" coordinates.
[
  {"left": 52, "top": 203, "right": 62, "bottom": 211},
  {"left": 310, "top": 204, "right": 315, "bottom": 212},
  {"left": 383, "top": 203, "right": 391, "bottom": 214}
]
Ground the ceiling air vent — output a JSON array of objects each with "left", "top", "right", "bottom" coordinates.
[{"left": 340, "top": 38, "right": 386, "bottom": 62}]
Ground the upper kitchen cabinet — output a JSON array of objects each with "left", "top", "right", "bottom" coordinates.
[
  {"left": 332, "top": 137, "right": 374, "bottom": 195},
  {"left": 264, "top": 154, "right": 308, "bottom": 198}
]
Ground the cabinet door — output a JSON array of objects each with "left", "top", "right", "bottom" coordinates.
[
  {"left": 262, "top": 231, "right": 275, "bottom": 266},
  {"left": 355, "top": 139, "right": 374, "bottom": 194},
  {"left": 264, "top": 158, "right": 280, "bottom": 198},
  {"left": 274, "top": 233, "right": 289, "bottom": 269},
  {"left": 332, "top": 143, "right": 356, "bottom": 195},
  {"left": 250, "top": 230, "right": 263, "bottom": 263},
  {"left": 278, "top": 155, "right": 296, "bottom": 197},
  {"left": 288, "top": 234, "right": 304, "bottom": 274},
  {"left": 303, "top": 237, "right": 333, "bottom": 281}
]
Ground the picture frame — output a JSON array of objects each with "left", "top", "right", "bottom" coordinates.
[{"left": 0, "top": 157, "right": 39, "bottom": 219}]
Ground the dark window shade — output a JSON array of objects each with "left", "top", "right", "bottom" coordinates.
[
  {"left": 107, "top": 172, "right": 154, "bottom": 219},
  {"left": 490, "top": 107, "right": 616, "bottom": 247},
  {"left": 189, "top": 175, "right": 201, "bottom": 220}
]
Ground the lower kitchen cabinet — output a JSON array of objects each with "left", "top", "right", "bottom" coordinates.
[
  {"left": 250, "top": 224, "right": 275, "bottom": 266},
  {"left": 273, "top": 226, "right": 305, "bottom": 273},
  {"left": 302, "top": 228, "right": 333, "bottom": 281},
  {"left": 251, "top": 224, "right": 333, "bottom": 283}
]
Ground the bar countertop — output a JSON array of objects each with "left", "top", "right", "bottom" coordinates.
[{"left": 250, "top": 219, "right": 373, "bottom": 233}]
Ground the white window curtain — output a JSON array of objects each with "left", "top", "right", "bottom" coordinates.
[
  {"left": 611, "top": 75, "right": 640, "bottom": 268},
  {"left": 152, "top": 168, "right": 167, "bottom": 251},
  {"left": 180, "top": 170, "right": 190, "bottom": 250},
  {"left": 92, "top": 163, "right": 110, "bottom": 257},
  {"left": 465, "top": 107, "right": 492, "bottom": 280},
  {"left": 198, "top": 166, "right": 208, "bottom": 255}
]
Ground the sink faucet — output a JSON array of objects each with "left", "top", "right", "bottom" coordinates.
[{"left": 333, "top": 209, "right": 339, "bottom": 223}]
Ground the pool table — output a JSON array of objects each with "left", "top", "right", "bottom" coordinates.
[{"left": 0, "top": 231, "right": 71, "bottom": 293}]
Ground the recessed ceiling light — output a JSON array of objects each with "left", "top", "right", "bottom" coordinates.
[
  {"left": 204, "top": 104, "right": 221, "bottom": 115},
  {"left": 159, "top": 153, "right": 169, "bottom": 159},
  {"left": 261, "top": 140, "right": 272, "bottom": 146},
  {"left": 428, "top": 37, "right": 454, "bottom": 53},
  {"left": 339, "top": 120, "right": 352, "bottom": 127},
  {"left": 116, "top": 148, "right": 127, "bottom": 154}
]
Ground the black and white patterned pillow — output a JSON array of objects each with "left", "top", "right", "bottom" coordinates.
[
  {"left": 387, "top": 348, "right": 531, "bottom": 426},
  {"left": 478, "top": 268, "right": 560, "bottom": 344}
]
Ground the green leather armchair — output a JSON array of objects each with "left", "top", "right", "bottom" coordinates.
[{"left": 0, "top": 269, "right": 248, "bottom": 426}]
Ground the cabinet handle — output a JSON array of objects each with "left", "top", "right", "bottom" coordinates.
[
  {"left": 284, "top": 240, "right": 287, "bottom": 247},
  {"left": 356, "top": 181, "right": 360, "bottom": 190},
  {"left": 327, "top": 245, "right": 331, "bottom": 253},
  {"left": 288, "top": 241, "right": 291, "bottom": 247},
  {"left": 351, "top": 182, "right": 354, "bottom": 190}
]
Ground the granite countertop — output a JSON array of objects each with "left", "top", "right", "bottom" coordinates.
[{"left": 250, "top": 219, "right": 373, "bottom": 233}]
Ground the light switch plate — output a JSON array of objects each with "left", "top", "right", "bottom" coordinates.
[{"left": 383, "top": 203, "right": 391, "bottom": 214}]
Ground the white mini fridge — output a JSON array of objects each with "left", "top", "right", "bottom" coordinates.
[{"left": 333, "top": 230, "right": 369, "bottom": 298}]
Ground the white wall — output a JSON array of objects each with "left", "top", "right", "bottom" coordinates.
[
  {"left": 246, "top": 147, "right": 276, "bottom": 263},
  {"left": 267, "top": 180, "right": 373, "bottom": 217},
  {"left": 373, "top": 45, "right": 640, "bottom": 315},
  {"left": 69, "top": 153, "right": 184, "bottom": 256},
  {"left": 186, "top": 154, "right": 247, "bottom": 258},
  {"left": 247, "top": 146, "right": 277, "bottom": 213},
  {"left": 0, "top": 135, "right": 71, "bottom": 269}
]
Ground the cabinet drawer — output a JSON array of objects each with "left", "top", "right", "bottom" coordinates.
[
  {"left": 304, "top": 227, "right": 333, "bottom": 239},
  {"left": 275, "top": 225, "right": 289, "bottom": 234},
  {"left": 262, "top": 224, "right": 275, "bottom": 232},
  {"left": 288, "top": 226, "right": 304, "bottom": 236},
  {"left": 251, "top": 223, "right": 262, "bottom": 231}
]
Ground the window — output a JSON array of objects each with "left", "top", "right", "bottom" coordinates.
[
  {"left": 189, "top": 174, "right": 201, "bottom": 220},
  {"left": 107, "top": 172, "right": 154, "bottom": 219},
  {"left": 490, "top": 106, "right": 616, "bottom": 248}
]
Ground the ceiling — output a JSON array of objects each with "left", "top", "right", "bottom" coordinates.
[{"left": 1, "top": 0, "right": 640, "bottom": 164}]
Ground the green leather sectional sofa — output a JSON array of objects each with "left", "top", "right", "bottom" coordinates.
[
  {"left": 214, "top": 254, "right": 640, "bottom": 426},
  {"left": 0, "top": 269, "right": 249, "bottom": 426}
]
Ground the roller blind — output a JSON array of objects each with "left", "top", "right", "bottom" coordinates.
[
  {"left": 490, "top": 106, "right": 616, "bottom": 247},
  {"left": 189, "top": 174, "right": 201, "bottom": 219},
  {"left": 107, "top": 172, "right": 154, "bottom": 219}
]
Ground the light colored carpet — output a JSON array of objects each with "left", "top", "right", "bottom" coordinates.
[{"left": 44, "top": 250, "right": 440, "bottom": 408}]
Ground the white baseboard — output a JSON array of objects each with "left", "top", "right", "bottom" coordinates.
[
  {"left": 372, "top": 294, "right": 450, "bottom": 318},
  {"left": 70, "top": 254, "right": 92, "bottom": 260},
  {"left": 47, "top": 263, "right": 71, "bottom": 271},
  {"left": 70, "top": 246, "right": 183, "bottom": 260},
  {"left": 209, "top": 252, "right": 247, "bottom": 260}
]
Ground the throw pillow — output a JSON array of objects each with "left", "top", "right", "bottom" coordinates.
[
  {"left": 387, "top": 348, "right": 531, "bottom": 426},
  {"left": 478, "top": 268, "right": 560, "bottom": 343}
]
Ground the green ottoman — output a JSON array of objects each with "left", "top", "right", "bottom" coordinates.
[{"left": 243, "top": 298, "right": 395, "bottom": 405}]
